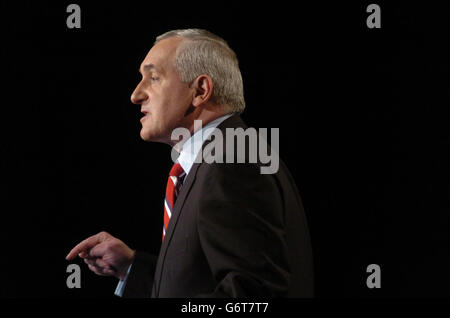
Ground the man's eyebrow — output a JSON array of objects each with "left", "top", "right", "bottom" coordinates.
[{"left": 139, "top": 63, "right": 160, "bottom": 74}]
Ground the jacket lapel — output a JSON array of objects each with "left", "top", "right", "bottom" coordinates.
[{"left": 153, "top": 161, "right": 201, "bottom": 297}]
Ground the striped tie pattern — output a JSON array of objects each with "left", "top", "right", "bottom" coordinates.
[{"left": 162, "top": 162, "right": 186, "bottom": 242}]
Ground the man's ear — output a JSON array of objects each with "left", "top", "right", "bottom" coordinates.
[{"left": 191, "top": 75, "right": 214, "bottom": 107}]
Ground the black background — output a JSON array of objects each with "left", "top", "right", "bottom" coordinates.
[{"left": 1, "top": 1, "right": 449, "bottom": 298}]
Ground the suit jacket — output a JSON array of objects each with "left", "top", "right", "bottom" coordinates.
[{"left": 122, "top": 114, "right": 314, "bottom": 297}]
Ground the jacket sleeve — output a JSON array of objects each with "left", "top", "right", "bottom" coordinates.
[
  {"left": 195, "top": 162, "right": 291, "bottom": 297},
  {"left": 121, "top": 251, "right": 157, "bottom": 298}
]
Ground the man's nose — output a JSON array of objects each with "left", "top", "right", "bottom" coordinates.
[{"left": 130, "top": 82, "right": 148, "bottom": 105}]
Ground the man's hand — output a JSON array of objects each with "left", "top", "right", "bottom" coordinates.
[{"left": 66, "top": 231, "right": 135, "bottom": 280}]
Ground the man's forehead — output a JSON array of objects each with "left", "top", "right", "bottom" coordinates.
[{"left": 140, "top": 37, "right": 184, "bottom": 73}]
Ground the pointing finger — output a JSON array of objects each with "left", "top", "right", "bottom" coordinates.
[{"left": 66, "top": 233, "right": 105, "bottom": 260}]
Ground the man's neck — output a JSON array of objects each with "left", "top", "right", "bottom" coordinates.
[
  {"left": 171, "top": 109, "right": 233, "bottom": 153},
  {"left": 188, "top": 107, "right": 229, "bottom": 135}
]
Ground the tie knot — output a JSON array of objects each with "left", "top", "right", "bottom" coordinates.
[{"left": 169, "top": 162, "right": 185, "bottom": 178}]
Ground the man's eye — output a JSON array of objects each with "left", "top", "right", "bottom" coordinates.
[{"left": 151, "top": 77, "right": 158, "bottom": 81}]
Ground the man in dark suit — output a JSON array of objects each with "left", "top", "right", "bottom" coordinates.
[{"left": 66, "top": 29, "right": 313, "bottom": 297}]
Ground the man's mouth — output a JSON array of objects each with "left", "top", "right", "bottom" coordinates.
[
  {"left": 140, "top": 110, "right": 150, "bottom": 122},
  {"left": 140, "top": 114, "right": 149, "bottom": 123}
]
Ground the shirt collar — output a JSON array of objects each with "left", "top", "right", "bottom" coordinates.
[{"left": 177, "top": 113, "right": 235, "bottom": 176}]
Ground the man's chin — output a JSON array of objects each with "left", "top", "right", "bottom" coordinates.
[
  {"left": 140, "top": 129, "right": 165, "bottom": 143},
  {"left": 139, "top": 128, "right": 154, "bottom": 142}
]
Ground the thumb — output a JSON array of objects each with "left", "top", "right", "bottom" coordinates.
[
  {"left": 88, "top": 241, "right": 110, "bottom": 259},
  {"left": 66, "top": 231, "right": 111, "bottom": 260}
]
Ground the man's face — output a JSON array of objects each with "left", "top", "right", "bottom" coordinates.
[{"left": 131, "top": 37, "right": 193, "bottom": 144}]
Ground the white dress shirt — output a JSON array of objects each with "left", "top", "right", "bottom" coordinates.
[{"left": 115, "top": 112, "right": 234, "bottom": 297}]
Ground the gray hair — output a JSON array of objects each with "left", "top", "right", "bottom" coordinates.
[{"left": 155, "top": 29, "right": 246, "bottom": 113}]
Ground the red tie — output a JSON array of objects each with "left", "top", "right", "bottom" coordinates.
[{"left": 162, "top": 162, "right": 185, "bottom": 242}]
